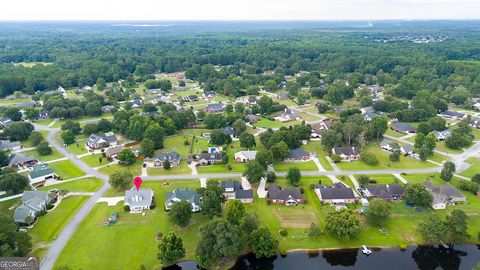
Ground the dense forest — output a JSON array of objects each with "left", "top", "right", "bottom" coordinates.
[{"left": 0, "top": 21, "right": 479, "bottom": 101}]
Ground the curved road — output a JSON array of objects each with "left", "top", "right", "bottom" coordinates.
[{"left": 37, "top": 122, "right": 478, "bottom": 270}]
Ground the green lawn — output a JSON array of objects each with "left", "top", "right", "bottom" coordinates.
[
  {"left": 191, "top": 137, "right": 209, "bottom": 156},
  {"left": 302, "top": 140, "right": 334, "bottom": 171},
  {"left": 0, "top": 98, "right": 32, "bottom": 105},
  {"left": 273, "top": 160, "right": 318, "bottom": 171},
  {"left": 355, "top": 174, "right": 402, "bottom": 185},
  {"left": 253, "top": 118, "right": 300, "bottom": 129},
  {"left": 460, "top": 157, "right": 480, "bottom": 179},
  {"left": 0, "top": 199, "right": 20, "bottom": 216},
  {"left": 38, "top": 177, "right": 103, "bottom": 192},
  {"left": 147, "top": 161, "right": 191, "bottom": 175},
  {"left": 385, "top": 129, "right": 406, "bottom": 138},
  {"left": 23, "top": 148, "right": 64, "bottom": 162},
  {"left": 98, "top": 160, "right": 143, "bottom": 176},
  {"left": 29, "top": 196, "right": 90, "bottom": 259},
  {"left": 81, "top": 153, "right": 108, "bottom": 167},
  {"left": 159, "top": 135, "right": 193, "bottom": 157},
  {"left": 436, "top": 141, "right": 464, "bottom": 154},
  {"left": 55, "top": 180, "right": 206, "bottom": 270},
  {"left": 49, "top": 160, "right": 86, "bottom": 179},
  {"left": 51, "top": 114, "right": 113, "bottom": 128},
  {"left": 336, "top": 143, "right": 436, "bottom": 171},
  {"left": 33, "top": 118, "right": 55, "bottom": 126},
  {"left": 67, "top": 142, "right": 89, "bottom": 155}
]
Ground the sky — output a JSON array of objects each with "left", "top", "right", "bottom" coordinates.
[{"left": 0, "top": 0, "right": 479, "bottom": 21}]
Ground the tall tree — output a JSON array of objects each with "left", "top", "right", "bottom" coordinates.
[
  {"left": 201, "top": 180, "right": 226, "bottom": 217},
  {"left": 243, "top": 161, "right": 266, "bottom": 183},
  {"left": 365, "top": 199, "right": 392, "bottom": 227},
  {"left": 158, "top": 232, "right": 185, "bottom": 265},
  {"left": 169, "top": 200, "right": 192, "bottom": 227},
  {"left": 324, "top": 209, "right": 360, "bottom": 240},
  {"left": 249, "top": 226, "right": 278, "bottom": 258},
  {"left": 108, "top": 169, "right": 133, "bottom": 191},
  {"left": 444, "top": 210, "right": 469, "bottom": 243},
  {"left": 417, "top": 213, "right": 445, "bottom": 244},
  {"left": 440, "top": 161, "right": 456, "bottom": 182},
  {"left": 286, "top": 167, "right": 301, "bottom": 186},
  {"left": 225, "top": 200, "right": 245, "bottom": 225}
]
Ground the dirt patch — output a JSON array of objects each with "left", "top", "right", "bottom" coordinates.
[{"left": 273, "top": 209, "right": 316, "bottom": 228}]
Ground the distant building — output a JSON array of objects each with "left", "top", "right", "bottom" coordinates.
[
  {"left": 432, "top": 130, "right": 452, "bottom": 141},
  {"left": 424, "top": 182, "right": 466, "bottom": 210},
  {"left": 391, "top": 122, "right": 416, "bottom": 134},
  {"left": 311, "top": 118, "right": 334, "bottom": 138},
  {"left": 220, "top": 180, "right": 254, "bottom": 203},
  {"left": 246, "top": 114, "right": 260, "bottom": 124},
  {"left": 284, "top": 148, "right": 312, "bottom": 162},
  {"left": 154, "top": 152, "right": 181, "bottom": 167},
  {"left": 234, "top": 151, "right": 257, "bottom": 163},
  {"left": 275, "top": 92, "right": 289, "bottom": 100},
  {"left": 0, "top": 118, "right": 13, "bottom": 129},
  {"left": 105, "top": 146, "right": 124, "bottom": 158},
  {"left": 438, "top": 110, "right": 467, "bottom": 120},
  {"left": 0, "top": 140, "right": 22, "bottom": 151},
  {"left": 8, "top": 153, "right": 37, "bottom": 167},
  {"left": 267, "top": 185, "right": 304, "bottom": 205},
  {"left": 365, "top": 184, "right": 404, "bottom": 202},
  {"left": 101, "top": 105, "right": 114, "bottom": 113},
  {"left": 164, "top": 188, "right": 201, "bottom": 212},
  {"left": 184, "top": 95, "right": 198, "bottom": 102},
  {"left": 38, "top": 110, "right": 50, "bottom": 119},
  {"left": 314, "top": 183, "right": 357, "bottom": 205},
  {"left": 86, "top": 133, "right": 118, "bottom": 149},
  {"left": 204, "top": 103, "right": 225, "bottom": 113},
  {"left": 274, "top": 108, "right": 300, "bottom": 122},
  {"left": 331, "top": 147, "right": 360, "bottom": 161},
  {"left": 130, "top": 99, "right": 143, "bottom": 109},
  {"left": 124, "top": 188, "right": 154, "bottom": 212}
]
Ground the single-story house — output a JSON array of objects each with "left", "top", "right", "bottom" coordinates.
[
  {"left": 13, "top": 191, "right": 51, "bottom": 224},
  {"left": 234, "top": 151, "right": 257, "bottom": 163},
  {"left": 124, "top": 188, "right": 154, "bottom": 212},
  {"left": 101, "top": 105, "right": 114, "bottom": 113},
  {"left": 365, "top": 184, "right": 405, "bottom": 201},
  {"left": 268, "top": 185, "right": 304, "bottom": 205},
  {"left": 311, "top": 118, "right": 334, "bottom": 138},
  {"left": 363, "top": 111, "right": 379, "bottom": 121},
  {"left": 438, "top": 110, "right": 467, "bottom": 120},
  {"left": 220, "top": 180, "right": 254, "bottom": 203},
  {"left": 172, "top": 86, "right": 188, "bottom": 91},
  {"left": 103, "top": 86, "right": 120, "bottom": 92},
  {"left": 203, "top": 91, "right": 215, "bottom": 100},
  {"left": 470, "top": 120, "right": 480, "bottom": 128},
  {"left": 0, "top": 118, "right": 13, "bottom": 129},
  {"left": 8, "top": 153, "right": 37, "bottom": 167},
  {"left": 28, "top": 163, "right": 56, "bottom": 186},
  {"left": 331, "top": 147, "right": 361, "bottom": 161},
  {"left": 154, "top": 152, "right": 181, "bottom": 167},
  {"left": 197, "top": 152, "right": 223, "bottom": 165},
  {"left": 130, "top": 99, "right": 143, "bottom": 109},
  {"left": 204, "top": 103, "right": 225, "bottom": 113},
  {"left": 432, "top": 130, "right": 452, "bottom": 141},
  {"left": 284, "top": 148, "right": 312, "bottom": 162},
  {"left": 38, "top": 110, "right": 50, "bottom": 119},
  {"left": 86, "top": 133, "right": 118, "bottom": 149},
  {"left": 78, "top": 85, "right": 92, "bottom": 93},
  {"left": 314, "top": 183, "right": 357, "bottom": 205},
  {"left": 105, "top": 146, "right": 124, "bottom": 158},
  {"left": 400, "top": 144, "right": 414, "bottom": 156},
  {"left": 380, "top": 139, "right": 398, "bottom": 152},
  {"left": 391, "top": 122, "right": 416, "bottom": 134},
  {"left": 246, "top": 114, "right": 260, "bottom": 124},
  {"left": 368, "top": 84, "right": 385, "bottom": 93},
  {"left": 0, "top": 140, "right": 22, "bottom": 151},
  {"left": 424, "top": 181, "right": 466, "bottom": 210},
  {"left": 274, "top": 108, "right": 300, "bottom": 122},
  {"left": 18, "top": 101, "right": 40, "bottom": 110},
  {"left": 184, "top": 95, "right": 198, "bottom": 102},
  {"left": 219, "top": 127, "right": 235, "bottom": 138},
  {"left": 164, "top": 188, "right": 201, "bottom": 212},
  {"left": 275, "top": 92, "right": 289, "bottom": 100},
  {"left": 237, "top": 96, "right": 257, "bottom": 105},
  {"left": 473, "top": 102, "right": 480, "bottom": 111}
]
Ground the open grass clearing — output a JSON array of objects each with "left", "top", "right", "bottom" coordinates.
[
  {"left": 38, "top": 177, "right": 103, "bottom": 192},
  {"left": 80, "top": 153, "right": 108, "bottom": 167},
  {"left": 460, "top": 157, "right": 480, "bottom": 179},
  {"left": 49, "top": 160, "right": 86, "bottom": 179},
  {"left": 97, "top": 160, "right": 143, "bottom": 176},
  {"left": 23, "top": 147, "right": 64, "bottom": 162},
  {"left": 147, "top": 161, "right": 192, "bottom": 176}
]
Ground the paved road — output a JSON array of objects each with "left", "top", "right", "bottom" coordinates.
[{"left": 40, "top": 126, "right": 110, "bottom": 270}]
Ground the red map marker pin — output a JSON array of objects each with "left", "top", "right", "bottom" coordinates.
[{"left": 133, "top": 176, "right": 142, "bottom": 191}]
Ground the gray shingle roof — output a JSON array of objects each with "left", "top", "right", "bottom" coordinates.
[
  {"left": 124, "top": 188, "right": 153, "bottom": 208},
  {"left": 366, "top": 184, "right": 404, "bottom": 199},
  {"left": 268, "top": 184, "right": 303, "bottom": 201},
  {"left": 0, "top": 140, "right": 21, "bottom": 150},
  {"left": 8, "top": 153, "right": 36, "bottom": 166},
  {"left": 287, "top": 148, "right": 311, "bottom": 159},
  {"left": 155, "top": 152, "right": 181, "bottom": 162},
  {"left": 315, "top": 183, "right": 356, "bottom": 200}
]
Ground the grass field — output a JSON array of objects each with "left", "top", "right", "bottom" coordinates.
[
  {"left": 49, "top": 160, "right": 86, "bottom": 179},
  {"left": 302, "top": 140, "right": 334, "bottom": 171},
  {"left": 355, "top": 174, "right": 402, "bottom": 185},
  {"left": 81, "top": 153, "right": 107, "bottom": 167},
  {"left": 51, "top": 114, "right": 113, "bottom": 128},
  {"left": 23, "top": 148, "right": 64, "bottom": 162},
  {"left": 0, "top": 98, "right": 32, "bottom": 105},
  {"left": 33, "top": 118, "right": 55, "bottom": 126},
  {"left": 38, "top": 177, "right": 103, "bottom": 192},
  {"left": 29, "top": 196, "right": 89, "bottom": 259},
  {"left": 67, "top": 142, "right": 89, "bottom": 155},
  {"left": 159, "top": 135, "right": 193, "bottom": 157},
  {"left": 253, "top": 118, "right": 300, "bottom": 129},
  {"left": 336, "top": 143, "right": 436, "bottom": 171},
  {"left": 98, "top": 160, "right": 143, "bottom": 176},
  {"left": 273, "top": 160, "right": 318, "bottom": 171},
  {"left": 0, "top": 199, "right": 20, "bottom": 216},
  {"left": 385, "top": 129, "right": 406, "bottom": 138},
  {"left": 459, "top": 157, "right": 480, "bottom": 179},
  {"left": 147, "top": 161, "right": 191, "bottom": 175}
]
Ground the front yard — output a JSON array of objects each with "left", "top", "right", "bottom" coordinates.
[{"left": 49, "top": 160, "right": 86, "bottom": 179}]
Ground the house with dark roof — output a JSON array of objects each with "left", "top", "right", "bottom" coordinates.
[
  {"left": 165, "top": 188, "right": 201, "bottom": 212},
  {"left": 424, "top": 182, "right": 466, "bottom": 210},
  {"left": 391, "top": 122, "right": 416, "bottom": 134},
  {"left": 234, "top": 151, "right": 257, "bottom": 163},
  {"left": 220, "top": 180, "right": 253, "bottom": 203},
  {"left": 86, "top": 133, "right": 117, "bottom": 149},
  {"left": 130, "top": 99, "right": 143, "bottom": 109},
  {"left": 363, "top": 111, "right": 379, "bottom": 121},
  {"left": 28, "top": 163, "right": 56, "bottom": 186},
  {"left": 274, "top": 108, "right": 300, "bottom": 122},
  {"left": 246, "top": 114, "right": 260, "bottom": 124},
  {"left": 197, "top": 152, "right": 223, "bottom": 165},
  {"left": 267, "top": 185, "right": 304, "bottom": 205},
  {"left": 101, "top": 105, "right": 114, "bottom": 113},
  {"left": 438, "top": 110, "right": 467, "bottom": 120},
  {"left": 204, "top": 103, "right": 225, "bottom": 113},
  {"left": 365, "top": 184, "right": 404, "bottom": 202},
  {"left": 124, "top": 188, "right": 154, "bottom": 212},
  {"left": 18, "top": 101, "right": 40, "bottom": 110},
  {"left": 184, "top": 95, "right": 198, "bottom": 102},
  {"left": 0, "top": 118, "right": 13, "bottom": 129},
  {"left": 314, "top": 183, "right": 357, "bottom": 205},
  {"left": 154, "top": 152, "right": 181, "bottom": 167},
  {"left": 219, "top": 127, "right": 235, "bottom": 138},
  {"left": 103, "top": 86, "right": 120, "bottom": 92},
  {"left": 38, "top": 110, "right": 50, "bottom": 119},
  {"left": 13, "top": 191, "right": 51, "bottom": 224},
  {"left": 331, "top": 147, "right": 360, "bottom": 161},
  {"left": 284, "top": 148, "right": 312, "bottom": 162},
  {"left": 275, "top": 92, "right": 289, "bottom": 100},
  {"left": 105, "top": 146, "right": 124, "bottom": 158},
  {"left": 203, "top": 91, "right": 215, "bottom": 100},
  {"left": 8, "top": 153, "right": 37, "bottom": 167},
  {"left": 311, "top": 118, "right": 334, "bottom": 138},
  {"left": 470, "top": 119, "right": 480, "bottom": 128},
  {"left": 0, "top": 140, "right": 22, "bottom": 151}
]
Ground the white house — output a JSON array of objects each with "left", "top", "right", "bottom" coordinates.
[{"left": 234, "top": 151, "right": 257, "bottom": 163}]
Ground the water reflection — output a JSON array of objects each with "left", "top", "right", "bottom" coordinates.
[{"left": 164, "top": 245, "right": 480, "bottom": 270}]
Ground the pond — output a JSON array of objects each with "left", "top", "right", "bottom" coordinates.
[{"left": 164, "top": 245, "right": 480, "bottom": 270}]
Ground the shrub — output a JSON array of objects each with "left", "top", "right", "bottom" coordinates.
[
  {"left": 184, "top": 139, "right": 190, "bottom": 146},
  {"left": 123, "top": 205, "right": 130, "bottom": 211},
  {"left": 150, "top": 199, "right": 156, "bottom": 210},
  {"left": 361, "top": 153, "right": 379, "bottom": 166},
  {"left": 266, "top": 172, "right": 276, "bottom": 182},
  {"left": 226, "top": 164, "right": 232, "bottom": 171},
  {"left": 46, "top": 203, "right": 54, "bottom": 210},
  {"left": 331, "top": 154, "right": 342, "bottom": 163},
  {"left": 368, "top": 179, "right": 377, "bottom": 184},
  {"left": 318, "top": 179, "right": 322, "bottom": 184},
  {"left": 458, "top": 180, "right": 480, "bottom": 194},
  {"left": 279, "top": 228, "right": 288, "bottom": 237}
]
